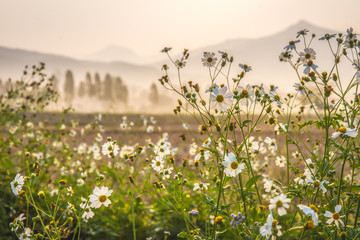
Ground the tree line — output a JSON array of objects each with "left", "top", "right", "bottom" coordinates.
[{"left": 63, "top": 70, "right": 129, "bottom": 104}]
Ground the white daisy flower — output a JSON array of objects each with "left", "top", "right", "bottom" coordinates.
[
  {"left": 269, "top": 92, "right": 282, "bottom": 107},
  {"left": 239, "top": 63, "right": 252, "bottom": 72},
  {"left": 298, "top": 204, "right": 319, "bottom": 226},
  {"left": 146, "top": 125, "right": 154, "bottom": 133},
  {"left": 80, "top": 197, "right": 88, "bottom": 209},
  {"left": 209, "top": 86, "right": 233, "bottom": 112},
  {"left": 101, "top": 141, "right": 119, "bottom": 158},
  {"left": 284, "top": 40, "right": 300, "bottom": 50},
  {"left": 89, "top": 186, "right": 113, "bottom": 209},
  {"left": 293, "top": 83, "right": 307, "bottom": 94},
  {"left": 201, "top": 52, "right": 217, "bottom": 67},
  {"left": 264, "top": 137, "right": 277, "bottom": 152},
  {"left": 189, "top": 142, "right": 198, "bottom": 156},
  {"left": 10, "top": 213, "right": 26, "bottom": 231},
  {"left": 300, "top": 48, "right": 316, "bottom": 63},
  {"left": 10, "top": 173, "right": 24, "bottom": 196},
  {"left": 275, "top": 156, "right": 286, "bottom": 168},
  {"left": 269, "top": 193, "right": 291, "bottom": 216},
  {"left": 306, "top": 178, "right": 328, "bottom": 193},
  {"left": 237, "top": 85, "right": 254, "bottom": 106},
  {"left": 195, "top": 150, "right": 211, "bottom": 162},
  {"left": 202, "top": 138, "right": 212, "bottom": 148},
  {"left": 19, "top": 227, "right": 32, "bottom": 240},
  {"left": 264, "top": 179, "right": 274, "bottom": 193},
  {"left": 294, "top": 169, "right": 312, "bottom": 185},
  {"left": 324, "top": 205, "right": 345, "bottom": 228},
  {"left": 222, "top": 152, "right": 245, "bottom": 177},
  {"left": 279, "top": 51, "right": 293, "bottom": 62},
  {"left": 175, "top": 59, "right": 186, "bottom": 68},
  {"left": 331, "top": 126, "right": 357, "bottom": 138},
  {"left": 193, "top": 182, "right": 210, "bottom": 191},
  {"left": 160, "top": 167, "right": 173, "bottom": 179},
  {"left": 260, "top": 212, "right": 282, "bottom": 238},
  {"left": 82, "top": 208, "right": 95, "bottom": 220},
  {"left": 303, "top": 60, "right": 318, "bottom": 75},
  {"left": 151, "top": 156, "right": 164, "bottom": 172}
]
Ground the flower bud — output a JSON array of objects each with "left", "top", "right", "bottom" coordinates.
[{"left": 38, "top": 191, "right": 45, "bottom": 199}]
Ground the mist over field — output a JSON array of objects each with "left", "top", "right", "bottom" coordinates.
[{"left": 0, "top": 20, "right": 357, "bottom": 113}]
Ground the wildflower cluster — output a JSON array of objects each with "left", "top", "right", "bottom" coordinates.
[{"left": 3, "top": 27, "right": 360, "bottom": 240}]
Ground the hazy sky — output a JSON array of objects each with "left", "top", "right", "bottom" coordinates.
[{"left": 1, "top": 0, "right": 360, "bottom": 59}]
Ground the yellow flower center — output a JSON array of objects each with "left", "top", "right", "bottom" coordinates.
[
  {"left": 268, "top": 116, "right": 276, "bottom": 126},
  {"left": 289, "top": 41, "right": 295, "bottom": 45},
  {"left": 275, "top": 95, "right": 280, "bottom": 101},
  {"left": 272, "top": 219, "right": 278, "bottom": 229},
  {"left": 242, "top": 89, "right": 248, "bottom": 96},
  {"left": 310, "top": 204, "right": 318, "bottom": 213},
  {"left": 276, "top": 200, "right": 283, "bottom": 207},
  {"left": 313, "top": 180, "right": 320, "bottom": 187},
  {"left": 230, "top": 161, "right": 239, "bottom": 170},
  {"left": 216, "top": 95, "right": 224, "bottom": 103},
  {"left": 215, "top": 216, "right": 223, "bottom": 224},
  {"left": 333, "top": 212, "right": 340, "bottom": 220},
  {"left": 99, "top": 195, "right": 107, "bottom": 203},
  {"left": 305, "top": 220, "right": 315, "bottom": 230},
  {"left": 259, "top": 205, "right": 267, "bottom": 211},
  {"left": 244, "top": 64, "right": 248, "bottom": 68},
  {"left": 305, "top": 53, "right": 311, "bottom": 59},
  {"left": 298, "top": 85, "right": 304, "bottom": 90},
  {"left": 156, "top": 161, "right": 161, "bottom": 166},
  {"left": 207, "top": 57, "right": 213, "bottom": 63},
  {"left": 307, "top": 60, "right": 313, "bottom": 66},
  {"left": 338, "top": 126, "right": 347, "bottom": 133}
]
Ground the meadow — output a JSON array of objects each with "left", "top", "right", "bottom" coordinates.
[{"left": 2, "top": 28, "right": 360, "bottom": 240}]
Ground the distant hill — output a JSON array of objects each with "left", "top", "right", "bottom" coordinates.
[
  {"left": 159, "top": 20, "right": 354, "bottom": 93},
  {"left": 0, "top": 45, "right": 160, "bottom": 89},
  {"left": 0, "top": 20, "right": 355, "bottom": 112},
  {"left": 86, "top": 45, "right": 141, "bottom": 63}
]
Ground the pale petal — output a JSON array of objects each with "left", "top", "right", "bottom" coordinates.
[
  {"left": 222, "top": 161, "right": 229, "bottom": 167},
  {"left": 312, "top": 213, "right": 318, "bottom": 226},
  {"left": 326, "top": 218, "right": 334, "bottom": 225},
  {"left": 103, "top": 199, "right": 111, "bottom": 207},
  {"left": 93, "top": 187, "right": 101, "bottom": 195},
  {"left": 331, "top": 132, "right": 341, "bottom": 138},
  {"left": 89, "top": 195, "right": 98, "bottom": 202},
  {"left": 335, "top": 205, "right": 342, "bottom": 213},
  {"left": 324, "top": 211, "right": 333, "bottom": 218},
  {"left": 219, "top": 87, "right": 227, "bottom": 95},
  {"left": 278, "top": 207, "right": 287, "bottom": 216},
  {"left": 105, "top": 189, "right": 113, "bottom": 197}
]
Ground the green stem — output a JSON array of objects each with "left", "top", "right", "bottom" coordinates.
[{"left": 131, "top": 184, "right": 137, "bottom": 240}]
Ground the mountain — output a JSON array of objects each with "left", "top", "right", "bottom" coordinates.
[
  {"left": 160, "top": 20, "right": 353, "bottom": 93},
  {"left": 86, "top": 45, "right": 141, "bottom": 63},
  {"left": 0, "top": 45, "right": 160, "bottom": 88},
  {"left": 0, "top": 20, "right": 354, "bottom": 112}
]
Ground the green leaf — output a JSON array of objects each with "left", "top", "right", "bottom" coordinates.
[
  {"left": 286, "top": 225, "right": 303, "bottom": 236},
  {"left": 177, "top": 232, "right": 192, "bottom": 239},
  {"left": 298, "top": 120, "right": 314, "bottom": 130},
  {"left": 241, "top": 120, "right": 252, "bottom": 127},
  {"left": 246, "top": 174, "right": 262, "bottom": 190}
]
